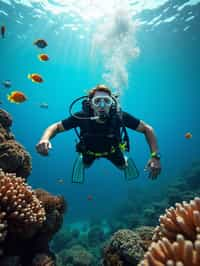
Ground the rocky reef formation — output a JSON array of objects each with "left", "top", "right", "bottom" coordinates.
[
  {"left": 0, "top": 109, "right": 66, "bottom": 266},
  {"left": 57, "top": 244, "right": 95, "bottom": 266},
  {"left": 0, "top": 109, "right": 31, "bottom": 179},
  {"left": 0, "top": 168, "right": 66, "bottom": 266}
]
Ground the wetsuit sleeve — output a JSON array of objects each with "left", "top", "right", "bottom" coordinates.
[
  {"left": 61, "top": 112, "right": 83, "bottom": 130},
  {"left": 122, "top": 111, "right": 140, "bottom": 130}
]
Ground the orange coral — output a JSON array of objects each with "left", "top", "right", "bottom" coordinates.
[
  {"left": 153, "top": 197, "right": 200, "bottom": 242},
  {"left": 0, "top": 169, "right": 46, "bottom": 237},
  {"left": 139, "top": 234, "right": 200, "bottom": 266},
  {"left": 139, "top": 197, "right": 200, "bottom": 266}
]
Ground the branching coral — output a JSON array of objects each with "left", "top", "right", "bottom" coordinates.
[
  {"left": 0, "top": 169, "right": 46, "bottom": 238},
  {"left": 139, "top": 234, "right": 200, "bottom": 266},
  {"left": 153, "top": 197, "right": 200, "bottom": 242}
]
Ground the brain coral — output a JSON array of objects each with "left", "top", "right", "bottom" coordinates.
[{"left": 103, "top": 229, "right": 144, "bottom": 266}]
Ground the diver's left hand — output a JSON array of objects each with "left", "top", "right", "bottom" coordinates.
[{"left": 145, "top": 158, "right": 161, "bottom": 180}]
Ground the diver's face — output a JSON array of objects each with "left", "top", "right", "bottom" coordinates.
[{"left": 91, "top": 91, "right": 113, "bottom": 118}]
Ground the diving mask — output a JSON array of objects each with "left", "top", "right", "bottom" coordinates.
[{"left": 91, "top": 95, "right": 113, "bottom": 108}]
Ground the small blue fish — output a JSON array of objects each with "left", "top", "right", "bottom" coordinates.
[
  {"left": 57, "top": 178, "right": 64, "bottom": 184},
  {"left": 40, "top": 103, "right": 48, "bottom": 109},
  {"left": 2, "top": 80, "right": 11, "bottom": 88}
]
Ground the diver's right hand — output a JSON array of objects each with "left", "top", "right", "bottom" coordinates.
[{"left": 36, "top": 139, "right": 52, "bottom": 156}]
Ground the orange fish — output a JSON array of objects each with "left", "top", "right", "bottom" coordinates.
[
  {"left": 28, "top": 73, "right": 43, "bottom": 83},
  {"left": 7, "top": 91, "right": 27, "bottom": 103},
  {"left": 87, "top": 195, "right": 93, "bottom": 201},
  {"left": 185, "top": 132, "right": 192, "bottom": 139},
  {"left": 38, "top": 54, "right": 49, "bottom": 61}
]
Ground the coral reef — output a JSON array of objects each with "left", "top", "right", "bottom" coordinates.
[
  {"left": 139, "top": 197, "right": 200, "bottom": 265},
  {"left": 140, "top": 234, "right": 200, "bottom": 266},
  {"left": 103, "top": 229, "right": 144, "bottom": 266},
  {"left": 35, "top": 189, "right": 66, "bottom": 242},
  {"left": 0, "top": 170, "right": 66, "bottom": 265},
  {"left": 0, "top": 108, "right": 32, "bottom": 179},
  {"left": 57, "top": 244, "right": 95, "bottom": 266},
  {"left": 35, "top": 189, "right": 66, "bottom": 214},
  {"left": 0, "top": 109, "right": 66, "bottom": 265},
  {"left": 52, "top": 228, "right": 82, "bottom": 253},
  {"left": 0, "top": 169, "right": 46, "bottom": 239},
  {"left": 87, "top": 226, "right": 106, "bottom": 247},
  {"left": 153, "top": 197, "right": 200, "bottom": 242},
  {"left": 0, "top": 109, "right": 12, "bottom": 130},
  {"left": 135, "top": 226, "right": 154, "bottom": 252}
]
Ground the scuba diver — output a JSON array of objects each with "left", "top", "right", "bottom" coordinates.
[{"left": 36, "top": 84, "right": 161, "bottom": 183}]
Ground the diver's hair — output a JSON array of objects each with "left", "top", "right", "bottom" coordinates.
[{"left": 88, "top": 84, "right": 111, "bottom": 99}]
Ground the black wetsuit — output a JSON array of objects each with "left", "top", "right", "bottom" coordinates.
[{"left": 62, "top": 111, "right": 140, "bottom": 168}]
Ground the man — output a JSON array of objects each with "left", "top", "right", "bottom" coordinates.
[{"left": 36, "top": 84, "right": 161, "bottom": 182}]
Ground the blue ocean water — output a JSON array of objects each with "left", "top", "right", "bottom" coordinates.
[{"left": 0, "top": 0, "right": 200, "bottom": 228}]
